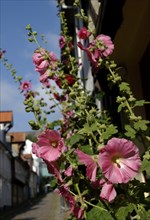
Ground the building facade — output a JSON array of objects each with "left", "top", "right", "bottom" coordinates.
[
  {"left": 0, "top": 111, "right": 13, "bottom": 208},
  {"left": 0, "top": 112, "right": 41, "bottom": 210}
]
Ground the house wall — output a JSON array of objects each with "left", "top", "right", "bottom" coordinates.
[
  {"left": 111, "top": 0, "right": 150, "bottom": 119},
  {"left": 0, "top": 143, "right": 12, "bottom": 208}
]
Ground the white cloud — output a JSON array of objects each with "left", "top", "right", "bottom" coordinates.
[
  {"left": 44, "top": 32, "right": 60, "bottom": 57},
  {"left": 48, "top": 0, "right": 58, "bottom": 7},
  {"left": 1, "top": 80, "right": 23, "bottom": 113},
  {"left": 23, "top": 48, "right": 34, "bottom": 59}
]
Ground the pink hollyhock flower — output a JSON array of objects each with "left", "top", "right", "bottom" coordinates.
[
  {"left": 32, "top": 129, "right": 66, "bottom": 162},
  {"left": 39, "top": 70, "right": 49, "bottom": 82},
  {"left": 78, "top": 27, "right": 90, "bottom": 40},
  {"left": 64, "top": 166, "right": 73, "bottom": 177},
  {"left": 98, "top": 138, "right": 141, "bottom": 184},
  {"left": 74, "top": 149, "right": 97, "bottom": 182},
  {"left": 57, "top": 184, "right": 76, "bottom": 210},
  {"left": 96, "top": 34, "right": 114, "bottom": 57},
  {"left": 39, "top": 70, "right": 51, "bottom": 87},
  {"left": 35, "top": 59, "right": 49, "bottom": 74},
  {"left": 100, "top": 182, "right": 116, "bottom": 203},
  {"left": 92, "top": 178, "right": 116, "bottom": 203},
  {"left": 20, "top": 81, "right": 31, "bottom": 91},
  {"left": 57, "top": 184, "right": 84, "bottom": 219},
  {"left": 59, "top": 36, "right": 66, "bottom": 49},
  {"left": 45, "top": 160, "right": 63, "bottom": 183},
  {"left": 32, "top": 48, "right": 46, "bottom": 65},
  {"left": 92, "top": 178, "right": 106, "bottom": 189},
  {"left": 73, "top": 207, "right": 84, "bottom": 220},
  {"left": 49, "top": 52, "right": 57, "bottom": 70},
  {"left": 78, "top": 34, "right": 114, "bottom": 70},
  {"left": 32, "top": 49, "right": 49, "bottom": 74}
]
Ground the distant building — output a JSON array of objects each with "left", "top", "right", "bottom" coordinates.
[
  {"left": 0, "top": 111, "right": 41, "bottom": 209},
  {"left": 0, "top": 111, "right": 13, "bottom": 208}
]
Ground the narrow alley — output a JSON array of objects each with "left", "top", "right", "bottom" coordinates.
[{"left": 0, "top": 192, "right": 69, "bottom": 220}]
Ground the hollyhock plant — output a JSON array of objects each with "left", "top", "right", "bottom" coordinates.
[
  {"left": 1, "top": 2, "right": 150, "bottom": 219},
  {"left": 32, "top": 129, "right": 66, "bottom": 162},
  {"left": 98, "top": 138, "right": 141, "bottom": 184}
]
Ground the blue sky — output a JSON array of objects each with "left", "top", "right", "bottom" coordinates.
[{"left": 0, "top": 0, "right": 62, "bottom": 132}]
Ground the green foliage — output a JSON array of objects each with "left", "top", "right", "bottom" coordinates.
[
  {"left": 119, "top": 82, "right": 131, "bottom": 95},
  {"left": 134, "top": 120, "right": 149, "bottom": 131},
  {"left": 124, "top": 125, "right": 136, "bottom": 139},
  {"left": 101, "top": 124, "right": 118, "bottom": 140},
  {"left": 68, "top": 134, "right": 84, "bottom": 146},
  {"left": 87, "top": 204, "right": 114, "bottom": 220},
  {"left": 115, "top": 203, "right": 135, "bottom": 220},
  {"left": 141, "top": 159, "right": 150, "bottom": 176}
]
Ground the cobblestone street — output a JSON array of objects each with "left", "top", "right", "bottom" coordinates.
[{"left": 0, "top": 192, "right": 69, "bottom": 220}]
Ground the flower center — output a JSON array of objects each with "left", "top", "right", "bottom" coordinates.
[
  {"left": 24, "top": 84, "right": 28, "bottom": 88},
  {"left": 51, "top": 140, "right": 58, "bottom": 148},
  {"left": 112, "top": 155, "right": 121, "bottom": 168}
]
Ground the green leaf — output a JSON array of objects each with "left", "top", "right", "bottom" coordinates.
[
  {"left": 79, "top": 145, "right": 93, "bottom": 155},
  {"left": 78, "top": 123, "right": 90, "bottom": 135},
  {"left": 90, "top": 122, "right": 98, "bottom": 132},
  {"left": 141, "top": 159, "right": 150, "bottom": 176},
  {"left": 137, "top": 205, "right": 150, "bottom": 220},
  {"left": 119, "top": 82, "right": 131, "bottom": 94},
  {"left": 69, "top": 134, "right": 84, "bottom": 146},
  {"left": 87, "top": 206, "right": 114, "bottom": 220},
  {"left": 118, "top": 102, "right": 126, "bottom": 112},
  {"left": 101, "top": 125, "right": 118, "bottom": 140},
  {"left": 134, "top": 120, "right": 149, "bottom": 131},
  {"left": 115, "top": 203, "right": 135, "bottom": 220},
  {"left": 124, "top": 125, "right": 136, "bottom": 138},
  {"left": 134, "top": 100, "right": 145, "bottom": 107}
]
